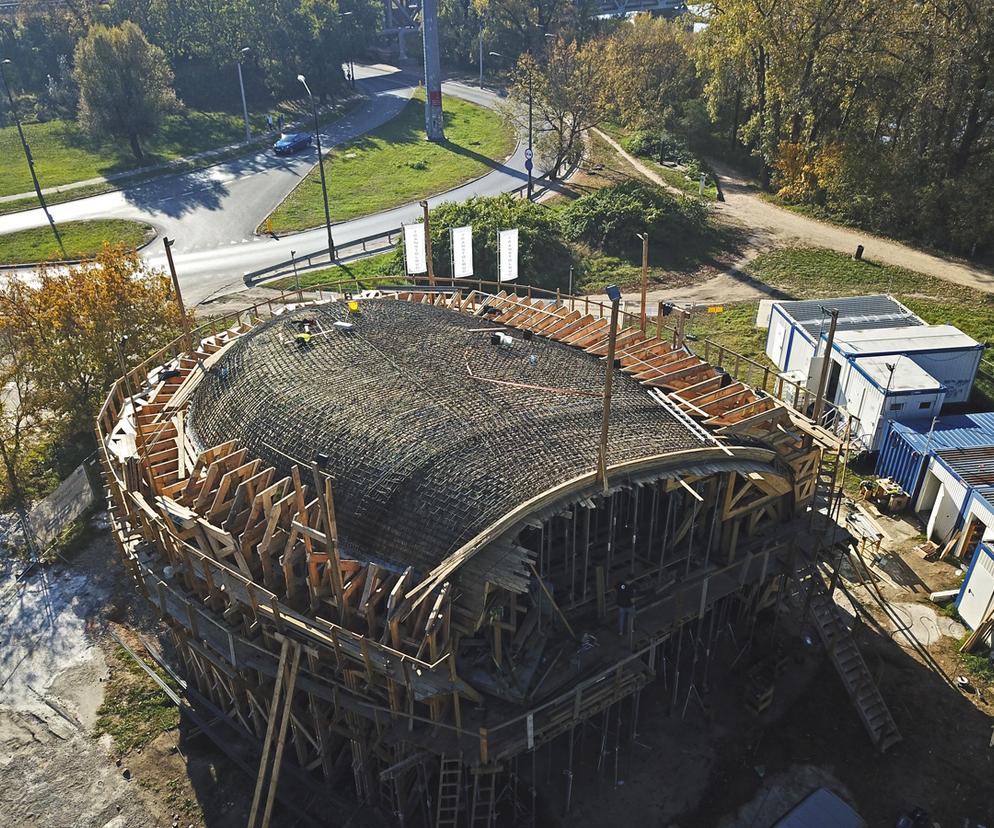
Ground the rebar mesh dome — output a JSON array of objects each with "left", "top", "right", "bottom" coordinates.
[{"left": 186, "top": 299, "right": 703, "bottom": 573}]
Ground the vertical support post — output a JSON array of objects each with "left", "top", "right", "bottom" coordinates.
[
  {"left": 637, "top": 232, "right": 649, "bottom": 333},
  {"left": 597, "top": 291, "right": 621, "bottom": 492},
  {"left": 595, "top": 565, "right": 606, "bottom": 621},
  {"left": 162, "top": 237, "right": 191, "bottom": 350},
  {"left": 421, "top": 0, "right": 445, "bottom": 141},
  {"left": 420, "top": 199, "right": 435, "bottom": 286}
]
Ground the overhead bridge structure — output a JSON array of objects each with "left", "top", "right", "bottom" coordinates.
[{"left": 97, "top": 282, "right": 891, "bottom": 826}]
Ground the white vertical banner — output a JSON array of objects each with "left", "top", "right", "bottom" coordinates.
[
  {"left": 403, "top": 223, "right": 427, "bottom": 275},
  {"left": 497, "top": 228, "right": 519, "bottom": 282},
  {"left": 450, "top": 225, "right": 474, "bottom": 278}
]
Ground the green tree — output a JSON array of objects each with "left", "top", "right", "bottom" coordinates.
[
  {"left": 559, "top": 180, "right": 714, "bottom": 265},
  {"left": 73, "top": 22, "right": 177, "bottom": 160},
  {"left": 507, "top": 36, "right": 606, "bottom": 179},
  {"left": 601, "top": 14, "right": 698, "bottom": 133}
]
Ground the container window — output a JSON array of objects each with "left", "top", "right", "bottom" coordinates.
[
  {"left": 889, "top": 402, "right": 904, "bottom": 411},
  {"left": 918, "top": 401, "right": 931, "bottom": 409}
]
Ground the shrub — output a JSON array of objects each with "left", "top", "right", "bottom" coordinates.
[
  {"left": 624, "top": 130, "right": 693, "bottom": 165},
  {"left": 558, "top": 180, "right": 714, "bottom": 263},
  {"left": 390, "top": 194, "right": 573, "bottom": 291}
]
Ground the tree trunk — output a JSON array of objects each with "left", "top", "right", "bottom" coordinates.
[
  {"left": 129, "top": 133, "right": 144, "bottom": 161},
  {"left": 729, "top": 90, "right": 741, "bottom": 149}
]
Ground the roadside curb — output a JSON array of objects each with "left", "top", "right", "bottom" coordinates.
[{"left": 256, "top": 84, "right": 519, "bottom": 239}]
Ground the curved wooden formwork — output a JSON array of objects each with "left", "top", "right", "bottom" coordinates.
[{"left": 96, "top": 286, "right": 835, "bottom": 826}]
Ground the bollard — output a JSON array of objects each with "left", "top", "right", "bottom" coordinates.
[{"left": 854, "top": 244, "right": 864, "bottom": 261}]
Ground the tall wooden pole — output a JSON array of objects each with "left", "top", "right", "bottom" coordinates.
[
  {"left": 162, "top": 237, "right": 191, "bottom": 350},
  {"left": 597, "top": 294, "right": 621, "bottom": 492},
  {"left": 421, "top": 200, "right": 435, "bottom": 286},
  {"left": 638, "top": 232, "right": 649, "bottom": 333}
]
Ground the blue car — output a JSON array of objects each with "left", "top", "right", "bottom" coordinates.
[{"left": 273, "top": 132, "right": 312, "bottom": 155}]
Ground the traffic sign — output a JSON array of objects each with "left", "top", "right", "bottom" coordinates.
[
  {"left": 524, "top": 148, "right": 533, "bottom": 160},
  {"left": 525, "top": 159, "right": 533, "bottom": 171}
]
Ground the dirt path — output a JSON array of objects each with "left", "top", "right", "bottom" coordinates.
[
  {"left": 708, "top": 158, "right": 994, "bottom": 295},
  {"left": 598, "top": 128, "right": 994, "bottom": 296}
]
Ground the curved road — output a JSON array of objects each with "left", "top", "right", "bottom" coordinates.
[{"left": 1, "top": 66, "right": 531, "bottom": 305}]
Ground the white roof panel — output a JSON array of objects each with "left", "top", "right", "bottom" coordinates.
[
  {"left": 853, "top": 355, "right": 943, "bottom": 393},
  {"left": 833, "top": 324, "right": 980, "bottom": 355}
]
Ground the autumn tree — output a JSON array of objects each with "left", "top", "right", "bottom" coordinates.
[
  {"left": 507, "top": 36, "right": 606, "bottom": 179},
  {"left": 601, "top": 15, "right": 698, "bottom": 133},
  {"left": 695, "top": 0, "right": 994, "bottom": 253},
  {"left": 0, "top": 244, "right": 186, "bottom": 498},
  {"left": 74, "top": 22, "right": 177, "bottom": 160},
  {"left": 0, "top": 280, "right": 45, "bottom": 508}
]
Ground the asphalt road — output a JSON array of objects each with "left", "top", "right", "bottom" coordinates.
[{"left": 0, "top": 65, "right": 530, "bottom": 306}]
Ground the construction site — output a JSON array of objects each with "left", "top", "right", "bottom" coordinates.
[{"left": 96, "top": 281, "right": 904, "bottom": 827}]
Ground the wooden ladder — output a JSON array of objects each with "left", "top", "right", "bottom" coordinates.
[
  {"left": 808, "top": 446, "right": 841, "bottom": 534},
  {"left": 799, "top": 564, "right": 902, "bottom": 752},
  {"left": 435, "top": 755, "right": 463, "bottom": 828},
  {"left": 469, "top": 766, "right": 499, "bottom": 828}
]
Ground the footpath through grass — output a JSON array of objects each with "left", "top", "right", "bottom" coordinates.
[
  {"left": 0, "top": 219, "right": 154, "bottom": 264},
  {"left": 264, "top": 89, "right": 516, "bottom": 233}
]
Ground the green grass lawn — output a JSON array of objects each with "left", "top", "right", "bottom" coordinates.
[
  {"left": 685, "top": 301, "right": 771, "bottom": 358},
  {"left": 0, "top": 110, "right": 280, "bottom": 197},
  {"left": 0, "top": 219, "right": 153, "bottom": 264},
  {"left": 264, "top": 89, "right": 516, "bottom": 233},
  {"left": 267, "top": 251, "right": 401, "bottom": 291},
  {"left": 719, "top": 247, "right": 994, "bottom": 404},
  {"left": 95, "top": 645, "right": 179, "bottom": 755}
]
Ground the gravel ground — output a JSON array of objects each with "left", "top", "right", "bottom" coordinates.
[{"left": 0, "top": 520, "right": 152, "bottom": 828}]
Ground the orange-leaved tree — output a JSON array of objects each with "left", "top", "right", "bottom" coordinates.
[{"left": 0, "top": 244, "right": 188, "bottom": 504}]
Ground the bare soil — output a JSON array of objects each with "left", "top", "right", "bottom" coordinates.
[{"left": 0, "top": 522, "right": 269, "bottom": 828}]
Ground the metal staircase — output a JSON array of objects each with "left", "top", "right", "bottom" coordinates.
[
  {"left": 435, "top": 755, "right": 463, "bottom": 828},
  {"left": 799, "top": 564, "right": 902, "bottom": 752}
]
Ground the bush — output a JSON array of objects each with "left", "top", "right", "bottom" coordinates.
[
  {"left": 558, "top": 180, "right": 714, "bottom": 264},
  {"left": 393, "top": 194, "right": 573, "bottom": 291},
  {"left": 624, "top": 130, "right": 693, "bottom": 165}
]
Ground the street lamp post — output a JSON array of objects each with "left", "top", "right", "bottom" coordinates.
[
  {"left": 237, "top": 47, "right": 251, "bottom": 143},
  {"left": 489, "top": 47, "right": 536, "bottom": 198},
  {"left": 527, "top": 68, "right": 533, "bottom": 199},
  {"left": 0, "top": 59, "right": 65, "bottom": 258},
  {"left": 297, "top": 74, "right": 335, "bottom": 262}
]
